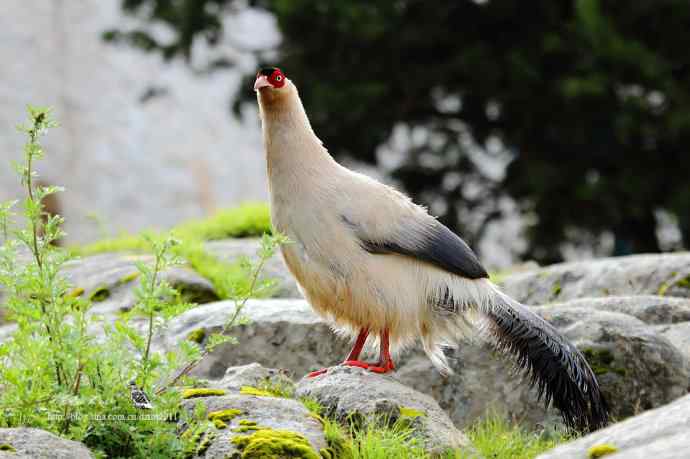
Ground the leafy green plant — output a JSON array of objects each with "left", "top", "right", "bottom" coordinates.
[{"left": 0, "top": 107, "right": 284, "bottom": 458}]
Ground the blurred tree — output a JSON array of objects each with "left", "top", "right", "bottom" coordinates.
[{"left": 106, "top": 0, "right": 690, "bottom": 263}]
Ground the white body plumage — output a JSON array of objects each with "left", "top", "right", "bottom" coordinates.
[{"left": 255, "top": 69, "right": 608, "bottom": 431}]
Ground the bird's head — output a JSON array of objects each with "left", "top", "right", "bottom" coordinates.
[
  {"left": 128, "top": 380, "right": 137, "bottom": 386},
  {"left": 254, "top": 67, "right": 287, "bottom": 92}
]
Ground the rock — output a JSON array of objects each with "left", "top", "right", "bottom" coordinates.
[
  {"left": 536, "top": 394, "right": 690, "bottom": 459},
  {"left": 155, "top": 299, "right": 350, "bottom": 380},
  {"left": 543, "top": 295, "right": 690, "bottom": 324},
  {"left": 654, "top": 322, "right": 690, "bottom": 374},
  {"left": 160, "top": 297, "right": 690, "bottom": 428},
  {"left": 534, "top": 306, "right": 688, "bottom": 418},
  {"left": 501, "top": 253, "right": 690, "bottom": 304},
  {"left": 295, "top": 365, "right": 475, "bottom": 455},
  {"left": 213, "top": 362, "right": 294, "bottom": 393},
  {"left": 64, "top": 253, "right": 219, "bottom": 318},
  {"left": 179, "top": 392, "right": 326, "bottom": 459},
  {"left": 205, "top": 239, "right": 301, "bottom": 298},
  {"left": 0, "top": 428, "right": 94, "bottom": 458}
]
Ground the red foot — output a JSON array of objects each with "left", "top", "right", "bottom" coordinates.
[
  {"left": 342, "top": 360, "right": 394, "bottom": 374},
  {"left": 307, "top": 368, "right": 329, "bottom": 378}
]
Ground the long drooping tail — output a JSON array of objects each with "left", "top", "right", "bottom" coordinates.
[{"left": 483, "top": 290, "right": 609, "bottom": 431}]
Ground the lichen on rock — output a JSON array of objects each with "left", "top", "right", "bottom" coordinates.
[{"left": 231, "top": 428, "right": 320, "bottom": 459}]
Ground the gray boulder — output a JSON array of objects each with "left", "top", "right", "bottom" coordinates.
[
  {"left": 501, "top": 253, "right": 690, "bottom": 304},
  {"left": 295, "top": 365, "right": 475, "bottom": 456},
  {"left": 537, "top": 393, "right": 690, "bottom": 459},
  {"left": 205, "top": 239, "right": 301, "bottom": 298},
  {"left": 156, "top": 299, "right": 349, "bottom": 380},
  {"left": 160, "top": 296, "right": 689, "bottom": 428},
  {"left": 0, "top": 428, "right": 93, "bottom": 459},
  {"left": 63, "top": 253, "right": 219, "bottom": 317},
  {"left": 179, "top": 392, "right": 326, "bottom": 458}
]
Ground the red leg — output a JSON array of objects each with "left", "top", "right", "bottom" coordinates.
[
  {"left": 308, "top": 328, "right": 370, "bottom": 378},
  {"left": 368, "top": 329, "right": 395, "bottom": 373},
  {"left": 343, "top": 327, "right": 369, "bottom": 363},
  {"left": 342, "top": 329, "right": 395, "bottom": 374}
]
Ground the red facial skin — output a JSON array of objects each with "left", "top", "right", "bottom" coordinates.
[{"left": 268, "top": 69, "right": 286, "bottom": 88}]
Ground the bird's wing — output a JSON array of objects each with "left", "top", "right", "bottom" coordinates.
[{"left": 340, "top": 176, "right": 488, "bottom": 280}]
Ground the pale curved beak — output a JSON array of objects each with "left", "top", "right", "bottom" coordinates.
[{"left": 254, "top": 75, "right": 271, "bottom": 91}]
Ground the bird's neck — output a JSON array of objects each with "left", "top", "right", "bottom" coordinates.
[{"left": 258, "top": 84, "right": 338, "bottom": 189}]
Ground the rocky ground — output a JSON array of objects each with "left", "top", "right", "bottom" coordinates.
[{"left": 1, "top": 239, "right": 689, "bottom": 457}]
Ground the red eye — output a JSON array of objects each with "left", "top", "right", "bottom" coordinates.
[{"left": 271, "top": 71, "right": 286, "bottom": 88}]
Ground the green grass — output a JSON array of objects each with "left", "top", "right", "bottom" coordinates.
[
  {"left": 70, "top": 203, "right": 273, "bottom": 299},
  {"left": 465, "top": 415, "right": 569, "bottom": 459},
  {"left": 300, "top": 397, "right": 564, "bottom": 459},
  {"left": 73, "top": 203, "right": 271, "bottom": 256}
]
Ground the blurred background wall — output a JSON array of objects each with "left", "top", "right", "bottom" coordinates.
[
  {"left": 0, "top": 0, "right": 276, "bottom": 244},
  {"left": 2, "top": 1, "right": 689, "bottom": 269}
]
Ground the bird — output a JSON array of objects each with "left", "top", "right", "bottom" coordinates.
[
  {"left": 129, "top": 381, "right": 153, "bottom": 410},
  {"left": 253, "top": 67, "right": 609, "bottom": 431}
]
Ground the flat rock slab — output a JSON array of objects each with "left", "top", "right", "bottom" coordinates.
[
  {"left": 180, "top": 393, "right": 326, "bottom": 459},
  {"left": 537, "top": 394, "right": 690, "bottom": 459},
  {"left": 296, "top": 365, "right": 475, "bottom": 455},
  {"left": 0, "top": 428, "right": 94, "bottom": 459},
  {"left": 502, "top": 253, "right": 690, "bottom": 304}
]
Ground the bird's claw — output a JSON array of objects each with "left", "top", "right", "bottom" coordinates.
[
  {"left": 307, "top": 368, "right": 329, "bottom": 378},
  {"left": 342, "top": 360, "right": 394, "bottom": 374}
]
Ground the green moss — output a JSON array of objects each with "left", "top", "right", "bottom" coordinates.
[
  {"left": 212, "top": 418, "right": 227, "bottom": 429},
  {"left": 0, "top": 443, "right": 16, "bottom": 452},
  {"left": 186, "top": 327, "right": 206, "bottom": 344},
  {"left": 467, "top": 413, "right": 569, "bottom": 459},
  {"left": 230, "top": 428, "right": 320, "bottom": 459},
  {"left": 196, "top": 431, "right": 216, "bottom": 456},
  {"left": 300, "top": 397, "right": 324, "bottom": 416},
  {"left": 182, "top": 427, "right": 216, "bottom": 459},
  {"left": 89, "top": 286, "right": 111, "bottom": 302},
  {"left": 551, "top": 280, "right": 562, "bottom": 298},
  {"left": 181, "top": 388, "right": 226, "bottom": 399},
  {"left": 208, "top": 409, "right": 242, "bottom": 422},
  {"left": 582, "top": 348, "right": 627, "bottom": 377},
  {"left": 321, "top": 418, "right": 353, "bottom": 459},
  {"left": 66, "top": 287, "right": 85, "bottom": 298},
  {"left": 119, "top": 271, "right": 139, "bottom": 284},
  {"left": 399, "top": 407, "right": 426, "bottom": 418},
  {"left": 676, "top": 274, "right": 690, "bottom": 289},
  {"left": 658, "top": 281, "right": 670, "bottom": 296},
  {"left": 71, "top": 204, "right": 273, "bottom": 300},
  {"left": 239, "top": 420, "right": 257, "bottom": 426},
  {"left": 587, "top": 443, "right": 618, "bottom": 458},
  {"left": 658, "top": 273, "right": 690, "bottom": 296},
  {"left": 240, "top": 385, "right": 276, "bottom": 397}
]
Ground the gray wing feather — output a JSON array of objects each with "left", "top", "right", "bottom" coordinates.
[{"left": 344, "top": 215, "right": 488, "bottom": 280}]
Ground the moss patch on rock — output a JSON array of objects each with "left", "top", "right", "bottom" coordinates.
[
  {"left": 582, "top": 348, "right": 627, "bottom": 377},
  {"left": 181, "top": 388, "right": 226, "bottom": 399},
  {"left": 89, "top": 286, "right": 111, "bottom": 302},
  {"left": 587, "top": 443, "right": 619, "bottom": 458},
  {"left": 186, "top": 327, "right": 206, "bottom": 344},
  {"left": 240, "top": 385, "right": 277, "bottom": 397},
  {"left": 0, "top": 443, "right": 16, "bottom": 452},
  {"left": 208, "top": 408, "right": 242, "bottom": 422},
  {"left": 231, "top": 427, "right": 320, "bottom": 459},
  {"left": 399, "top": 407, "right": 425, "bottom": 418}
]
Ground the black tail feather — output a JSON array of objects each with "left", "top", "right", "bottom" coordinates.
[{"left": 486, "top": 292, "right": 609, "bottom": 432}]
